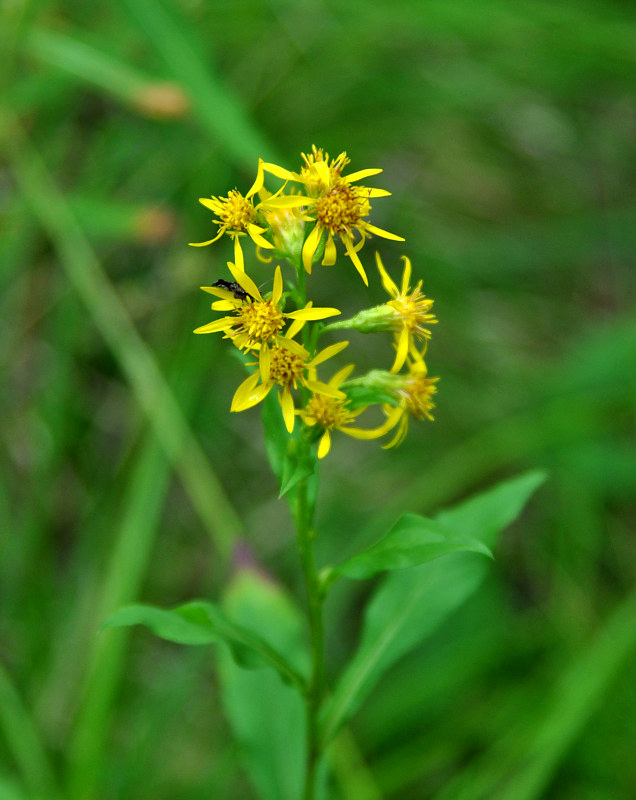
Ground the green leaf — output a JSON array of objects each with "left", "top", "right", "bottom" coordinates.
[
  {"left": 279, "top": 448, "right": 316, "bottom": 498},
  {"left": 218, "top": 567, "right": 309, "bottom": 800},
  {"left": 332, "top": 513, "right": 493, "bottom": 581},
  {"left": 105, "top": 601, "right": 305, "bottom": 690},
  {"left": 321, "top": 471, "right": 546, "bottom": 744}
]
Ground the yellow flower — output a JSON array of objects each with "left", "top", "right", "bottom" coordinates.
[
  {"left": 231, "top": 337, "right": 350, "bottom": 434},
  {"left": 189, "top": 184, "right": 307, "bottom": 270},
  {"left": 299, "top": 365, "right": 399, "bottom": 458},
  {"left": 381, "top": 353, "right": 439, "bottom": 448},
  {"left": 194, "top": 263, "right": 340, "bottom": 356},
  {"left": 375, "top": 253, "right": 438, "bottom": 372},
  {"left": 249, "top": 146, "right": 404, "bottom": 286}
]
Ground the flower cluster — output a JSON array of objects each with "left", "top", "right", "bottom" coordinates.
[{"left": 191, "top": 145, "right": 439, "bottom": 457}]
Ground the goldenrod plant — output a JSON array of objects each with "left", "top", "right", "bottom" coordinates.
[{"left": 108, "top": 146, "right": 546, "bottom": 800}]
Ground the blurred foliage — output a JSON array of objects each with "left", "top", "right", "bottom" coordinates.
[{"left": 1, "top": 0, "right": 635, "bottom": 798}]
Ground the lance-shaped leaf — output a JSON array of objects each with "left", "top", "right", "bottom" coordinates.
[
  {"left": 331, "top": 514, "right": 493, "bottom": 581},
  {"left": 105, "top": 600, "right": 306, "bottom": 690},
  {"left": 320, "top": 471, "right": 546, "bottom": 745}
]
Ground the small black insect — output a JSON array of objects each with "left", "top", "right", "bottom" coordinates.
[{"left": 212, "top": 279, "right": 253, "bottom": 302}]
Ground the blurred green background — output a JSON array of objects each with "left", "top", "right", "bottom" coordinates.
[{"left": 1, "top": 0, "right": 635, "bottom": 798}]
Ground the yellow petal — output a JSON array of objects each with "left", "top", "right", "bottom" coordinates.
[
  {"left": 305, "top": 380, "right": 344, "bottom": 400},
  {"left": 365, "top": 224, "right": 405, "bottom": 242},
  {"left": 227, "top": 261, "right": 262, "bottom": 302},
  {"left": 246, "top": 158, "right": 265, "bottom": 199},
  {"left": 260, "top": 162, "right": 299, "bottom": 182},
  {"left": 287, "top": 316, "right": 308, "bottom": 340},
  {"left": 263, "top": 195, "right": 312, "bottom": 208},
  {"left": 309, "top": 340, "right": 349, "bottom": 368},
  {"left": 364, "top": 188, "right": 391, "bottom": 198},
  {"left": 342, "top": 235, "right": 369, "bottom": 285},
  {"left": 211, "top": 300, "right": 236, "bottom": 311},
  {"left": 193, "top": 318, "right": 234, "bottom": 334},
  {"left": 318, "top": 234, "right": 335, "bottom": 266},
  {"left": 375, "top": 251, "right": 398, "bottom": 297},
  {"left": 259, "top": 342, "right": 270, "bottom": 383},
  {"left": 280, "top": 388, "right": 295, "bottom": 433},
  {"left": 198, "top": 197, "right": 222, "bottom": 211},
  {"left": 391, "top": 328, "right": 410, "bottom": 374},
  {"left": 400, "top": 255, "right": 412, "bottom": 294},
  {"left": 317, "top": 430, "right": 331, "bottom": 459},
  {"left": 302, "top": 223, "right": 323, "bottom": 273},
  {"left": 233, "top": 237, "right": 245, "bottom": 272},
  {"left": 272, "top": 265, "right": 283, "bottom": 305},
  {"left": 285, "top": 305, "right": 341, "bottom": 320},
  {"left": 313, "top": 159, "right": 331, "bottom": 186},
  {"left": 347, "top": 407, "right": 403, "bottom": 440},
  {"left": 247, "top": 223, "right": 275, "bottom": 249},
  {"left": 280, "top": 336, "right": 308, "bottom": 357},
  {"left": 188, "top": 231, "right": 223, "bottom": 247},
  {"left": 329, "top": 363, "right": 355, "bottom": 388},
  {"left": 201, "top": 285, "right": 234, "bottom": 299},
  {"left": 231, "top": 373, "right": 261, "bottom": 411},
  {"left": 344, "top": 168, "right": 382, "bottom": 183}
]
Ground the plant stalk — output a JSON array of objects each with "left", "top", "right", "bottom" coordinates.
[{"left": 295, "top": 474, "right": 325, "bottom": 800}]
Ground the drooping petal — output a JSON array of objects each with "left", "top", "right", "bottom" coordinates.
[
  {"left": 391, "top": 327, "right": 410, "bottom": 374},
  {"left": 188, "top": 231, "right": 224, "bottom": 247},
  {"left": 272, "top": 265, "right": 283, "bottom": 305},
  {"left": 308, "top": 340, "right": 349, "bottom": 368},
  {"left": 344, "top": 406, "right": 403, "bottom": 440},
  {"left": 375, "top": 252, "right": 398, "bottom": 297},
  {"left": 259, "top": 342, "right": 271, "bottom": 384},
  {"left": 317, "top": 430, "right": 331, "bottom": 459},
  {"left": 233, "top": 237, "right": 245, "bottom": 271},
  {"left": 280, "top": 388, "right": 296, "bottom": 433},
  {"left": 227, "top": 261, "right": 263, "bottom": 302},
  {"left": 322, "top": 234, "right": 337, "bottom": 266},
  {"left": 342, "top": 235, "right": 369, "bottom": 285},
  {"left": 302, "top": 223, "right": 323, "bottom": 273},
  {"left": 247, "top": 223, "right": 275, "bottom": 249},
  {"left": 364, "top": 223, "right": 405, "bottom": 242},
  {"left": 343, "top": 168, "right": 382, "bottom": 183}
]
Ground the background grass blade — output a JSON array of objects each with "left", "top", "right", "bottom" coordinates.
[{"left": 3, "top": 116, "right": 240, "bottom": 560}]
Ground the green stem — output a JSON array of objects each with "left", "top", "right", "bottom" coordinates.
[{"left": 295, "top": 474, "right": 325, "bottom": 800}]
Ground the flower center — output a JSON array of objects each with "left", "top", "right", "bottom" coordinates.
[
  {"left": 389, "top": 289, "right": 436, "bottom": 335},
  {"left": 300, "top": 147, "right": 350, "bottom": 195},
  {"left": 314, "top": 182, "right": 365, "bottom": 235},
  {"left": 402, "top": 373, "right": 437, "bottom": 420},
  {"left": 269, "top": 345, "right": 307, "bottom": 387},
  {"left": 305, "top": 394, "right": 353, "bottom": 430},
  {"left": 239, "top": 301, "right": 284, "bottom": 343},
  {"left": 219, "top": 190, "right": 257, "bottom": 231}
]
